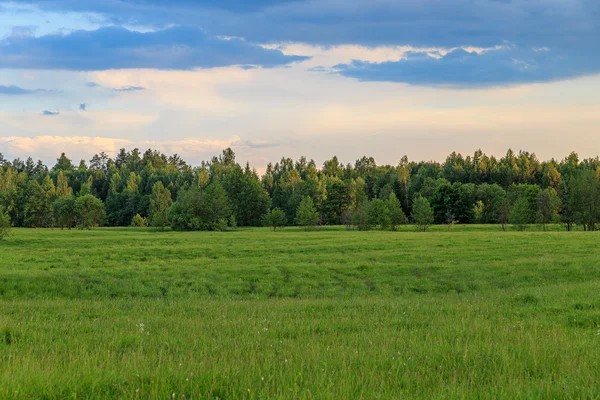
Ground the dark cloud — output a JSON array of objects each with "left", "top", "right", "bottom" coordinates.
[
  {"left": 79, "top": 103, "right": 87, "bottom": 111},
  {"left": 8, "top": 0, "right": 600, "bottom": 85},
  {"left": 335, "top": 46, "right": 600, "bottom": 87},
  {"left": 86, "top": 82, "right": 100, "bottom": 87},
  {"left": 42, "top": 110, "right": 59, "bottom": 115},
  {"left": 0, "top": 26, "right": 308, "bottom": 71}
]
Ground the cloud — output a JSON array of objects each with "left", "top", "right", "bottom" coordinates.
[
  {"left": 86, "top": 81, "right": 100, "bottom": 87},
  {"left": 79, "top": 103, "right": 86, "bottom": 111},
  {"left": 334, "top": 46, "right": 600, "bottom": 86},
  {"left": 0, "top": 26, "right": 308, "bottom": 71},
  {"left": 113, "top": 86, "right": 145, "bottom": 92},
  {"left": 11, "top": 0, "right": 600, "bottom": 86},
  {"left": 0, "top": 84, "right": 38, "bottom": 95},
  {"left": 0, "top": 134, "right": 242, "bottom": 165},
  {"left": 42, "top": 110, "right": 59, "bottom": 116}
]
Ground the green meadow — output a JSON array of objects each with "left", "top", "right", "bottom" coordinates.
[{"left": 1, "top": 227, "right": 600, "bottom": 399}]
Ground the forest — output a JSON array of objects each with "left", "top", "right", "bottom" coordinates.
[{"left": 0, "top": 148, "right": 599, "bottom": 232}]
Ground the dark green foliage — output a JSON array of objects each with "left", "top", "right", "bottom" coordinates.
[
  {"left": 412, "top": 196, "right": 434, "bottom": 232},
  {"left": 536, "top": 188, "right": 561, "bottom": 231},
  {"left": 568, "top": 169, "right": 600, "bottom": 231},
  {"left": 105, "top": 192, "right": 148, "bottom": 227},
  {"left": 24, "top": 175, "right": 55, "bottom": 228},
  {"left": 295, "top": 196, "right": 320, "bottom": 230},
  {"left": 74, "top": 195, "right": 105, "bottom": 230},
  {"left": 0, "top": 207, "right": 10, "bottom": 240},
  {"left": 169, "top": 183, "right": 233, "bottom": 231},
  {"left": 3, "top": 147, "right": 600, "bottom": 232},
  {"left": 262, "top": 208, "right": 287, "bottom": 230},
  {"left": 351, "top": 202, "right": 370, "bottom": 231},
  {"left": 53, "top": 195, "right": 76, "bottom": 229}
]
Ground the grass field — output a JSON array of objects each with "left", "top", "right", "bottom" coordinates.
[{"left": 1, "top": 226, "right": 600, "bottom": 399}]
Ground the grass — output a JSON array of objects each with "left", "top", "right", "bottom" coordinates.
[{"left": 1, "top": 226, "right": 600, "bottom": 398}]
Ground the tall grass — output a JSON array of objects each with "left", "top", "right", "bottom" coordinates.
[{"left": 1, "top": 227, "right": 600, "bottom": 398}]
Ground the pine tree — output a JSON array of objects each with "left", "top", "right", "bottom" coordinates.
[{"left": 262, "top": 208, "right": 287, "bottom": 231}]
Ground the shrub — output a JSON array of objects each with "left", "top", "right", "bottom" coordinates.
[{"left": 130, "top": 214, "right": 148, "bottom": 228}]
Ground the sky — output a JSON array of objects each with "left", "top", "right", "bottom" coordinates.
[{"left": 0, "top": 0, "right": 599, "bottom": 170}]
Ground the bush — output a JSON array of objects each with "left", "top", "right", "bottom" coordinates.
[
  {"left": 130, "top": 214, "right": 148, "bottom": 228},
  {"left": 262, "top": 208, "right": 287, "bottom": 231}
]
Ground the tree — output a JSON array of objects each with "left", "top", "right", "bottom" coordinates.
[
  {"left": 25, "top": 175, "right": 56, "bottom": 228},
  {"left": 55, "top": 171, "right": 73, "bottom": 198},
  {"left": 74, "top": 194, "right": 105, "bottom": 229},
  {"left": 149, "top": 181, "right": 172, "bottom": 230},
  {"left": 53, "top": 152, "right": 73, "bottom": 172},
  {"left": 53, "top": 196, "right": 76, "bottom": 229},
  {"left": 367, "top": 198, "right": 390, "bottom": 230},
  {"left": 169, "top": 183, "right": 233, "bottom": 231},
  {"left": 131, "top": 214, "right": 148, "bottom": 227},
  {"left": 387, "top": 193, "right": 407, "bottom": 231},
  {"left": 569, "top": 169, "right": 600, "bottom": 231},
  {"left": 412, "top": 195, "right": 434, "bottom": 232},
  {"left": 536, "top": 188, "right": 561, "bottom": 231},
  {"left": 0, "top": 207, "right": 11, "bottom": 240},
  {"left": 262, "top": 208, "right": 287, "bottom": 231},
  {"left": 509, "top": 196, "right": 530, "bottom": 231},
  {"left": 295, "top": 196, "right": 320, "bottom": 230},
  {"left": 498, "top": 198, "right": 511, "bottom": 232},
  {"left": 351, "top": 202, "right": 370, "bottom": 231}
]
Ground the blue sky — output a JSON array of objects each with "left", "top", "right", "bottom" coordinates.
[{"left": 0, "top": 0, "right": 599, "bottom": 168}]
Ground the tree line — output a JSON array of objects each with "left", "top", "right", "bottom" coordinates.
[{"left": 0, "top": 148, "right": 599, "bottom": 235}]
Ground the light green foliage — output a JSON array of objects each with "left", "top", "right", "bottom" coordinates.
[
  {"left": 295, "top": 196, "right": 320, "bottom": 230},
  {"left": 130, "top": 213, "right": 148, "bottom": 228},
  {"left": 74, "top": 194, "right": 106, "bottom": 230},
  {"left": 367, "top": 198, "right": 390, "bottom": 230},
  {"left": 387, "top": 192, "right": 407, "bottom": 231},
  {"left": 0, "top": 229, "right": 599, "bottom": 398},
  {"left": 262, "top": 208, "right": 287, "bottom": 230},
  {"left": 55, "top": 171, "right": 73, "bottom": 198},
  {"left": 0, "top": 207, "right": 10, "bottom": 240},
  {"left": 509, "top": 196, "right": 530, "bottom": 231},
  {"left": 412, "top": 195, "right": 434, "bottom": 231},
  {"left": 149, "top": 181, "right": 172, "bottom": 230}
]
